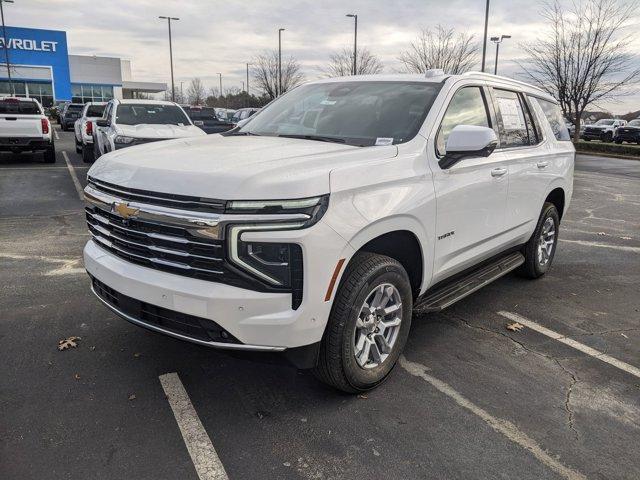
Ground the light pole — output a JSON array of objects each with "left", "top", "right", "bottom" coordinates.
[
  {"left": 0, "top": 0, "right": 14, "bottom": 96},
  {"left": 278, "top": 28, "right": 285, "bottom": 97},
  {"left": 481, "top": 0, "right": 490, "bottom": 72},
  {"left": 346, "top": 14, "right": 357, "bottom": 75},
  {"left": 159, "top": 15, "right": 179, "bottom": 102},
  {"left": 490, "top": 35, "right": 511, "bottom": 75},
  {"left": 246, "top": 62, "right": 251, "bottom": 107},
  {"left": 217, "top": 72, "right": 222, "bottom": 97}
]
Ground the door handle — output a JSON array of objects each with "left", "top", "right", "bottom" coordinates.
[
  {"left": 537, "top": 161, "right": 549, "bottom": 169},
  {"left": 491, "top": 167, "right": 507, "bottom": 177}
]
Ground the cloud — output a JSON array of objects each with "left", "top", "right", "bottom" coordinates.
[{"left": 6, "top": 0, "right": 640, "bottom": 113}]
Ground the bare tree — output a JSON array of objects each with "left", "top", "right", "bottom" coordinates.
[
  {"left": 520, "top": 0, "right": 640, "bottom": 140},
  {"left": 324, "top": 47, "right": 384, "bottom": 77},
  {"left": 252, "top": 50, "right": 305, "bottom": 100},
  {"left": 186, "top": 77, "right": 206, "bottom": 106},
  {"left": 399, "top": 25, "right": 478, "bottom": 75}
]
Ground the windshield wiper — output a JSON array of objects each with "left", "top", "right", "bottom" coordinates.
[
  {"left": 276, "top": 134, "right": 346, "bottom": 144},
  {"left": 223, "top": 131, "right": 261, "bottom": 136}
]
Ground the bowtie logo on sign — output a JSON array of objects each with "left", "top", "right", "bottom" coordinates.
[{"left": 0, "top": 38, "right": 58, "bottom": 52}]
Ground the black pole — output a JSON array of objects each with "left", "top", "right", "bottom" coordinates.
[
  {"left": 494, "top": 42, "right": 499, "bottom": 75},
  {"left": 278, "top": 29, "right": 283, "bottom": 97},
  {"left": 353, "top": 15, "right": 358, "bottom": 75},
  {"left": 0, "top": 1, "right": 13, "bottom": 96},
  {"left": 481, "top": 0, "right": 490, "bottom": 72},
  {"left": 168, "top": 19, "right": 175, "bottom": 102}
]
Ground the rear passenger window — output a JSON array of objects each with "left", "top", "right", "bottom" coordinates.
[
  {"left": 493, "top": 89, "right": 531, "bottom": 148},
  {"left": 436, "top": 87, "right": 490, "bottom": 156},
  {"left": 532, "top": 97, "right": 571, "bottom": 141}
]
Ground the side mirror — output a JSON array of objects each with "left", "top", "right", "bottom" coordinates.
[
  {"left": 96, "top": 119, "right": 109, "bottom": 128},
  {"left": 439, "top": 125, "right": 498, "bottom": 169}
]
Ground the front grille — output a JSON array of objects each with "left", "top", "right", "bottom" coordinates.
[
  {"left": 86, "top": 205, "right": 226, "bottom": 281},
  {"left": 91, "top": 276, "right": 240, "bottom": 344},
  {"left": 87, "top": 180, "right": 304, "bottom": 309},
  {"left": 87, "top": 176, "right": 225, "bottom": 212}
]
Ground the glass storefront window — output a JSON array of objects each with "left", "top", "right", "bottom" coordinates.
[{"left": 70, "top": 84, "right": 115, "bottom": 103}]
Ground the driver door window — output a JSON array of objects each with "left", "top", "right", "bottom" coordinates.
[{"left": 436, "top": 87, "right": 491, "bottom": 156}]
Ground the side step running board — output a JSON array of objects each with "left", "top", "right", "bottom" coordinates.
[{"left": 415, "top": 252, "right": 525, "bottom": 312}]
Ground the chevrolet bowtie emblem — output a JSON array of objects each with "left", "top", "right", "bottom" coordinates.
[{"left": 112, "top": 202, "right": 139, "bottom": 219}]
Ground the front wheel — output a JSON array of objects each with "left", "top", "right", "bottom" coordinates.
[
  {"left": 519, "top": 202, "right": 559, "bottom": 279},
  {"left": 603, "top": 132, "right": 613, "bottom": 142},
  {"left": 313, "top": 252, "right": 413, "bottom": 393}
]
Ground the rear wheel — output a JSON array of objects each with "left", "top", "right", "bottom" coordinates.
[
  {"left": 313, "top": 252, "right": 413, "bottom": 393},
  {"left": 519, "top": 202, "right": 559, "bottom": 279},
  {"left": 43, "top": 145, "right": 56, "bottom": 163},
  {"left": 603, "top": 132, "right": 613, "bottom": 142},
  {"left": 75, "top": 137, "right": 82, "bottom": 153},
  {"left": 82, "top": 143, "right": 95, "bottom": 163}
]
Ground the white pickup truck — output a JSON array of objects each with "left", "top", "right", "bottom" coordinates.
[
  {"left": 84, "top": 72, "right": 574, "bottom": 393},
  {"left": 74, "top": 102, "right": 106, "bottom": 163},
  {"left": 0, "top": 97, "right": 55, "bottom": 163}
]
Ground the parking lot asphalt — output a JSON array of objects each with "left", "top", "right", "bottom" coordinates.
[{"left": 1, "top": 130, "right": 639, "bottom": 480}]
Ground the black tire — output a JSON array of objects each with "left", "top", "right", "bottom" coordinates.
[
  {"left": 43, "top": 145, "right": 56, "bottom": 164},
  {"left": 615, "top": 140, "right": 623, "bottom": 145},
  {"left": 75, "top": 137, "right": 82, "bottom": 153},
  {"left": 603, "top": 132, "right": 613, "bottom": 142},
  {"left": 313, "top": 252, "right": 413, "bottom": 393},
  {"left": 519, "top": 202, "right": 559, "bottom": 279},
  {"left": 82, "top": 143, "right": 95, "bottom": 163},
  {"left": 93, "top": 139, "right": 101, "bottom": 160}
]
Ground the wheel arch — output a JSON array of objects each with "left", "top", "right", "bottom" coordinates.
[{"left": 544, "top": 186, "right": 566, "bottom": 221}]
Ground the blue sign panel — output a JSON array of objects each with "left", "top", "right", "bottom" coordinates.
[{"left": 0, "top": 26, "right": 71, "bottom": 100}]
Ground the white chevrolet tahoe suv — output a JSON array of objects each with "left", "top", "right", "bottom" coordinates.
[
  {"left": 84, "top": 72, "right": 574, "bottom": 393},
  {"left": 74, "top": 102, "right": 106, "bottom": 163},
  {"left": 0, "top": 97, "right": 55, "bottom": 163},
  {"left": 92, "top": 99, "right": 205, "bottom": 159}
]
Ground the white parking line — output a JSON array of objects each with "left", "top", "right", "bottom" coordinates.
[
  {"left": 559, "top": 239, "right": 640, "bottom": 253},
  {"left": 62, "top": 151, "right": 85, "bottom": 201},
  {"left": 400, "top": 356, "right": 586, "bottom": 480},
  {"left": 53, "top": 128, "right": 60, "bottom": 140},
  {"left": 498, "top": 311, "right": 640, "bottom": 379},
  {"left": 159, "top": 373, "right": 229, "bottom": 480}
]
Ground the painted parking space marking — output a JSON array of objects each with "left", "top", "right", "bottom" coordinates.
[
  {"left": 400, "top": 356, "right": 586, "bottom": 480},
  {"left": 559, "top": 238, "right": 640, "bottom": 253},
  {"left": 62, "top": 150, "right": 85, "bottom": 201},
  {"left": 159, "top": 373, "right": 229, "bottom": 480},
  {"left": 53, "top": 128, "right": 60, "bottom": 140},
  {"left": 498, "top": 311, "right": 640, "bottom": 379}
]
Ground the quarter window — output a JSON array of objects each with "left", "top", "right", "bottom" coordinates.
[
  {"left": 493, "top": 89, "right": 531, "bottom": 148},
  {"left": 530, "top": 97, "right": 571, "bottom": 141},
  {"left": 436, "top": 86, "right": 490, "bottom": 156}
]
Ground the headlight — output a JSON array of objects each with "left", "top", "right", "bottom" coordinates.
[
  {"left": 114, "top": 135, "right": 135, "bottom": 144},
  {"left": 228, "top": 223, "right": 304, "bottom": 286}
]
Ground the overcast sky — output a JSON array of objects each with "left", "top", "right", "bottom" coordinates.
[{"left": 7, "top": 0, "right": 640, "bottom": 113}]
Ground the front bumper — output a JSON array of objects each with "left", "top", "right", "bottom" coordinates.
[
  {"left": 614, "top": 132, "right": 640, "bottom": 143},
  {"left": 581, "top": 130, "right": 606, "bottom": 140},
  {"left": 84, "top": 215, "right": 351, "bottom": 350}
]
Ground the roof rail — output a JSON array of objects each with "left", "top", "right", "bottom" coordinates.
[{"left": 462, "top": 71, "right": 548, "bottom": 95}]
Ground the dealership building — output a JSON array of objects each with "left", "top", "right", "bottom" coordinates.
[{"left": 0, "top": 26, "right": 167, "bottom": 107}]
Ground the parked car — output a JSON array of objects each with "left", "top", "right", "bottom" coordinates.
[
  {"left": 73, "top": 102, "right": 106, "bottom": 163},
  {"left": 580, "top": 118, "right": 626, "bottom": 142},
  {"left": 613, "top": 119, "right": 640, "bottom": 145},
  {"left": 0, "top": 97, "right": 55, "bottom": 163},
  {"left": 230, "top": 107, "right": 260, "bottom": 127},
  {"left": 60, "top": 103, "right": 85, "bottom": 131},
  {"left": 84, "top": 72, "right": 574, "bottom": 393},
  {"left": 183, "top": 106, "right": 234, "bottom": 134},
  {"left": 50, "top": 101, "right": 69, "bottom": 124},
  {"left": 214, "top": 108, "right": 236, "bottom": 122},
  {"left": 92, "top": 99, "right": 206, "bottom": 159}
]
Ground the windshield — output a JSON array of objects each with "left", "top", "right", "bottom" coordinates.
[
  {"left": 86, "top": 105, "right": 105, "bottom": 117},
  {"left": 239, "top": 81, "right": 442, "bottom": 147},
  {"left": 628, "top": 120, "right": 640, "bottom": 127},
  {"left": 67, "top": 104, "right": 84, "bottom": 111},
  {"left": 595, "top": 119, "right": 614, "bottom": 125},
  {"left": 116, "top": 104, "right": 190, "bottom": 126},
  {"left": 0, "top": 99, "right": 40, "bottom": 114},
  {"left": 186, "top": 108, "right": 218, "bottom": 121}
]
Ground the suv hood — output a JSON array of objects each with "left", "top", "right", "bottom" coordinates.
[
  {"left": 88, "top": 134, "right": 398, "bottom": 199},
  {"left": 115, "top": 123, "right": 205, "bottom": 139}
]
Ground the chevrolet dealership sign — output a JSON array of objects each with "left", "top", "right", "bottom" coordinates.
[
  {"left": 0, "top": 38, "right": 59, "bottom": 52},
  {"left": 0, "top": 26, "right": 71, "bottom": 100}
]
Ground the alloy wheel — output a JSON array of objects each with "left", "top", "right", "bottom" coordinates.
[{"left": 537, "top": 216, "right": 556, "bottom": 266}]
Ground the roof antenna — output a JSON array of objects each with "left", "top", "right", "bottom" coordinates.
[{"left": 425, "top": 69, "right": 444, "bottom": 78}]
